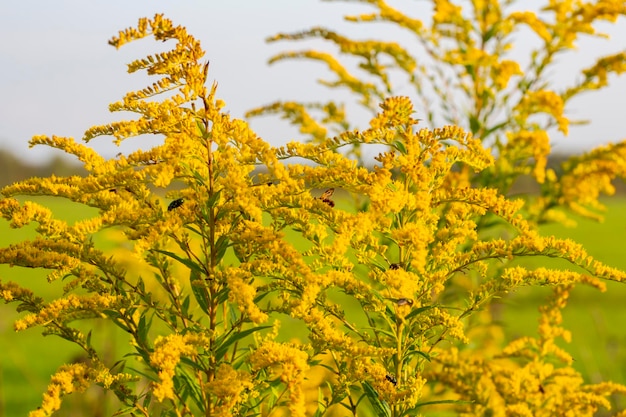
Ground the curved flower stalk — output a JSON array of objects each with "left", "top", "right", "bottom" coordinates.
[
  {"left": 0, "top": 14, "right": 625, "bottom": 417},
  {"left": 428, "top": 283, "right": 626, "bottom": 416},
  {"left": 249, "top": 0, "right": 626, "bottom": 223}
]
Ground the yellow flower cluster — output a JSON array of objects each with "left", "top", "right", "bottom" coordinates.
[
  {"left": 514, "top": 90, "right": 569, "bottom": 135},
  {"left": 29, "top": 363, "right": 92, "bottom": 417},
  {"left": 430, "top": 344, "right": 626, "bottom": 416},
  {"left": 534, "top": 142, "right": 626, "bottom": 221},
  {"left": 502, "top": 130, "right": 551, "bottom": 183},
  {"left": 257, "top": 0, "right": 626, "bottom": 228},
  {"left": 223, "top": 267, "right": 268, "bottom": 324},
  {"left": 250, "top": 340, "right": 310, "bottom": 417},
  {"left": 205, "top": 364, "right": 256, "bottom": 417},
  {"left": 14, "top": 293, "right": 123, "bottom": 331},
  {"left": 246, "top": 101, "right": 329, "bottom": 142},
  {"left": 150, "top": 333, "right": 209, "bottom": 402}
]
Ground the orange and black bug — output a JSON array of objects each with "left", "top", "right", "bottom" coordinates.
[
  {"left": 385, "top": 374, "right": 397, "bottom": 386},
  {"left": 168, "top": 198, "right": 184, "bottom": 211},
  {"left": 389, "top": 263, "right": 401, "bottom": 270},
  {"left": 319, "top": 188, "right": 335, "bottom": 207}
]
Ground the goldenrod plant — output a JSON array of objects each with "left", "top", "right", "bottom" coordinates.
[
  {"left": 249, "top": 0, "right": 626, "bottom": 224},
  {"left": 0, "top": 9, "right": 625, "bottom": 417}
]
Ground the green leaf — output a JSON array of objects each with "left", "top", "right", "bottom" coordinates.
[
  {"left": 16, "top": 300, "right": 42, "bottom": 313},
  {"left": 483, "top": 120, "right": 508, "bottom": 138},
  {"left": 137, "top": 313, "right": 153, "bottom": 346},
  {"left": 153, "top": 249, "right": 204, "bottom": 276},
  {"left": 195, "top": 119, "right": 207, "bottom": 136},
  {"left": 369, "top": 258, "right": 389, "bottom": 272},
  {"left": 215, "top": 235, "right": 229, "bottom": 263},
  {"left": 110, "top": 359, "right": 127, "bottom": 373},
  {"left": 215, "top": 285, "right": 231, "bottom": 305},
  {"left": 143, "top": 391, "right": 153, "bottom": 409},
  {"left": 393, "top": 139, "right": 407, "bottom": 155},
  {"left": 404, "top": 348, "right": 431, "bottom": 362},
  {"left": 176, "top": 368, "right": 205, "bottom": 411},
  {"left": 86, "top": 329, "right": 93, "bottom": 349},
  {"left": 361, "top": 381, "right": 391, "bottom": 417},
  {"left": 207, "top": 189, "right": 222, "bottom": 208},
  {"left": 313, "top": 387, "right": 326, "bottom": 417},
  {"left": 384, "top": 305, "right": 398, "bottom": 322},
  {"left": 180, "top": 160, "right": 207, "bottom": 187},
  {"left": 405, "top": 304, "right": 435, "bottom": 320},
  {"left": 125, "top": 364, "right": 158, "bottom": 383},
  {"left": 136, "top": 277, "right": 145, "bottom": 293},
  {"left": 180, "top": 356, "right": 206, "bottom": 372},
  {"left": 215, "top": 325, "right": 272, "bottom": 360},
  {"left": 214, "top": 206, "right": 230, "bottom": 222},
  {"left": 184, "top": 224, "right": 204, "bottom": 237},
  {"left": 112, "top": 406, "right": 140, "bottom": 416},
  {"left": 469, "top": 114, "right": 481, "bottom": 134},
  {"left": 363, "top": 326, "right": 395, "bottom": 340},
  {"left": 181, "top": 294, "right": 191, "bottom": 316},
  {"left": 405, "top": 398, "right": 473, "bottom": 413},
  {"left": 483, "top": 24, "right": 498, "bottom": 43},
  {"left": 254, "top": 291, "right": 272, "bottom": 304},
  {"left": 190, "top": 167, "right": 207, "bottom": 187},
  {"left": 190, "top": 270, "right": 210, "bottom": 315}
]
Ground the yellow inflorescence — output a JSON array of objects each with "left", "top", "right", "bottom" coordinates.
[
  {"left": 1, "top": 7, "right": 626, "bottom": 417},
  {"left": 250, "top": 341, "right": 310, "bottom": 417},
  {"left": 29, "top": 364, "right": 92, "bottom": 417},
  {"left": 150, "top": 333, "right": 209, "bottom": 402}
]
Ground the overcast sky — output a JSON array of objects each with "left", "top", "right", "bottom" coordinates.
[{"left": 1, "top": 0, "right": 625, "bottom": 164}]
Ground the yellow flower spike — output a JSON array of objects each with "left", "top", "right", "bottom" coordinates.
[
  {"left": 509, "top": 11, "right": 553, "bottom": 43},
  {"left": 250, "top": 341, "right": 310, "bottom": 417},
  {"left": 514, "top": 90, "right": 569, "bottom": 135},
  {"left": 14, "top": 293, "right": 123, "bottom": 332},
  {"left": 150, "top": 333, "right": 208, "bottom": 402},
  {"left": 205, "top": 364, "right": 255, "bottom": 416},
  {"left": 29, "top": 135, "right": 107, "bottom": 173},
  {"left": 224, "top": 268, "right": 269, "bottom": 324},
  {"left": 247, "top": 101, "right": 329, "bottom": 143},
  {"left": 433, "top": 0, "right": 466, "bottom": 28},
  {"left": 492, "top": 59, "right": 523, "bottom": 90},
  {"left": 29, "top": 363, "right": 93, "bottom": 417}
]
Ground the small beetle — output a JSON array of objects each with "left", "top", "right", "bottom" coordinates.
[{"left": 167, "top": 198, "right": 184, "bottom": 211}]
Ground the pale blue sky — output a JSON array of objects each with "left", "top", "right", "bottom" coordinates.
[{"left": 0, "top": 1, "right": 625, "bottom": 163}]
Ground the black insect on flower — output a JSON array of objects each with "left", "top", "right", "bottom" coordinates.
[
  {"left": 385, "top": 374, "right": 397, "bottom": 386},
  {"left": 389, "top": 263, "right": 401, "bottom": 270},
  {"left": 319, "top": 188, "right": 335, "bottom": 207},
  {"left": 167, "top": 198, "right": 184, "bottom": 212}
]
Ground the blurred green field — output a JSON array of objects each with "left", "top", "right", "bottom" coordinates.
[{"left": 1, "top": 196, "right": 626, "bottom": 415}]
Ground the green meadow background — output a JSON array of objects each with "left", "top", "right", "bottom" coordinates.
[{"left": 1, "top": 191, "right": 626, "bottom": 415}]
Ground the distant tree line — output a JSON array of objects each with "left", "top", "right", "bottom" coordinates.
[{"left": 0, "top": 149, "right": 85, "bottom": 187}]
